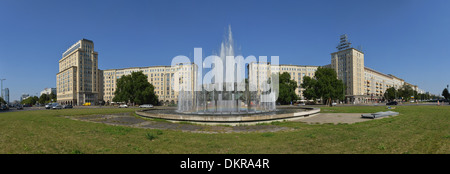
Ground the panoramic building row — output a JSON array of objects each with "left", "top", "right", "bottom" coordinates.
[
  {"left": 328, "top": 35, "right": 423, "bottom": 103},
  {"left": 56, "top": 36, "right": 424, "bottom": 105},
  {"left": 250, "top": 35, "right": 424, "bottom": 103}
]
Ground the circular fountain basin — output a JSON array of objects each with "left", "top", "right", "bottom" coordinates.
[{"left": 135, "top": 107, "right": 320, "bottom": 125}]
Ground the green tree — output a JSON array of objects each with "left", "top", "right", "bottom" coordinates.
[
  {"left": 383, "top": 87, "right": 397, "bottom": 101},
  {"left": 0, "top": 97, "right": 5, "bottom": 104},
  {"left": 113, "top": 71, "right": 158, "bottom": 105},
  {"left": 39, "top": 94, "right": 49, "bottom": 104},
  {"left": 49, "top": 91, "right": 57, "bottom": 102},
  {"left": 398, "top": 85, "right": 414, "bottom": 101},
  {"left": 21, "top": 96, "right": 39, "bottom": 105},
  {"left": 301, "top": 76, "right": 317, "bottom": 100},
  {"left": 301, "top": 67, "right": 344, "bottom": 106},
  {"left": 442, "top": 88, "right": 449, "bottom": 101},
  {"left": 276, "top": 72, "right": 298, "bottom": 105}
]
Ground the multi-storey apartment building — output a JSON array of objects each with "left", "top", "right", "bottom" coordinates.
[
  {"left": 330, "top": 34, "right": 365, "bottom": 102},
  {"left": 248, "top": 34, "right": 423, "bottom": 103},
  {"left": 56, "top": 39, "right": 103, "bottom": 105},
  {"left": 363, "top": 67, "right": 405, "bottom": 102},
  {"left": 58, "top": 36, "right": 424, "bottom": 105},
  {"left": 248, "top": 62, "right": 318, "bottom": 100},
  {"left": 278, "top": 64, "right": 319, "bottom": 98},
  {"left": 102, "top": 63, "right": 197, "bottom": 105}
]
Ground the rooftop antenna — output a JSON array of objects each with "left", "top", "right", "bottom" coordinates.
[
  {"left": 336, "top": 34, "right": 352, "bottom": 51},
  {"left": 357, "top": 45, "right": 363, "bottom": 52}
]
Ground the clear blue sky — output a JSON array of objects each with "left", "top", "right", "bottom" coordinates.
[{"left": 1, "top": 0, "right": 449, "bottom": 101}]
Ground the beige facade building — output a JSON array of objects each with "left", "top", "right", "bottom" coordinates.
[
  {"left": 58, "top": 36, "right": 424, "bottom": 106},
  {"left": 248, "top": 62, "right": 318, "bottom": 99},
  {"left": 331, "top": 47, "right": 365, "bottom": 98},
  {"left": 56, "top": 39, "right": 103, "bottom": 105},
  {"left": 103, "top": 63, "right": 197, "bottom": 105},
  {"left": 278, "top": 64, "right": 319, "bottom": 98},
  {"left": 249, "top": 34, "right": 423, "bottom": 103},
  {"left": 329, "top": 35, "right": 422, "bottom": 103},
  {"left": 364, "top": 67, "right": 404, "bottom": 100}
]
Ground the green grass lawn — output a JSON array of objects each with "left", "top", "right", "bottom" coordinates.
[{"left": 0, "top": 106, "right": 448, "bottom": 154}]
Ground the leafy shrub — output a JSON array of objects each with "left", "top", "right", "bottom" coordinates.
[{"left": 146, "top": 133, "right": 157, "bottom": 140}]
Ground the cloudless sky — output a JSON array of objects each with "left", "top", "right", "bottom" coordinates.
[{"left": 1, "top": 0, "right": 449, "bottom": 101}]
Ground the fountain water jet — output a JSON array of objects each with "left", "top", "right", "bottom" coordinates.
[{"left": 176, "top": 26, "right": 277, "bottom": 115}]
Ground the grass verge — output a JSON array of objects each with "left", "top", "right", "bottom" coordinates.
[{"left": 0, "top": 106, "right": 448, "bottom": 154}]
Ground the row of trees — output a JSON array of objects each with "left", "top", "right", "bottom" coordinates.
[
  {"left": 275, "top": 67, "right": 345, "bottom": 106},
  {"left": 277, "top": 67, "right": 441, "bottom": 106},
  {"left": 384, "top": 85, "right": 440, "bottom": 102},
  {"left": 112, "top": 69, "right": 343, "bottom": 106},
  {"left": 20, "top": 92, "right": 57, "bottom": 105},
  {"left": 21, "top": 96, "right": 39, "bottom": 105},
  {"left": 111, "top": 69, "right": 445, "bottom": 107}
]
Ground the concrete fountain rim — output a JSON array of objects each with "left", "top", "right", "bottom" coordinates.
[{"left": 135, "top": 107, "right": 320, "bottom": 125}]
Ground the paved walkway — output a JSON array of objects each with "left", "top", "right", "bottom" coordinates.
[{"left": 297, "top": 113, "right": 393, "bottom": 124}]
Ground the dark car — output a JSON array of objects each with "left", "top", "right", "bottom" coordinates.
[
  {"left": 63, "top": 105, "right": 73, "bottom": 109},
  {"left": 0, "top": 104, "right": 9, "bottom": 111},
  {"left": 386, "top": 101, "right": 398, "bottom": 105},
  {"left": 16, "top": 104, "right": 23, "bottom": 110}
]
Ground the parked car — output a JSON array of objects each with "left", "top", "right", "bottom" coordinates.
[
  {"left": 63, "top": 105, "right": 73, "bottom": 109},
  {"left": 45, "top": 103, "right": 52, "bottom": 109},
  {"left": 52, "top": 103, "right": 63, "bottom": 109},
  {"left": 386, "top": 101, "right": 398, "bottom": 105},
  {"left": 332, "top": 102, "right": 337, "bottom": 106},
  {"left": 0, "top": 104, "right": 9, "bottom": 111},
  {"left": 119, "top": 104, "right": 128, "bottom": 108},
  {"left": 139, "top": 104, "right": 153, "bottom": 108},
  {"left": 16, "top": 104, "right": 23, "bottom": 110}
]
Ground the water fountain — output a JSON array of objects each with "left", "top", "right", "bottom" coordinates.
[
  {"left": 137, "top": 26, "right": 319, "bottom": 124},
  {"left": 175, "top": 26, "right": 276, "bottom": 115}
]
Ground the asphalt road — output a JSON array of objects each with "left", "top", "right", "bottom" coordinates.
[{"left": 0, "top": 105, "right": 138, "bottom": 113}]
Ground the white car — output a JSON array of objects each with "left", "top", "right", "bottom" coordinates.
[
  {"left": 119, "top": 104, "right": 128, "bottom": 108},
  {"left": 52, "top": 103, "right": 63, "bottom": 109},
  {"left": 45, "top": 103, "right": 52, "bottom": 109},
  {"left": 139, "top": 104, "right": 153, "bottom": 108}
]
